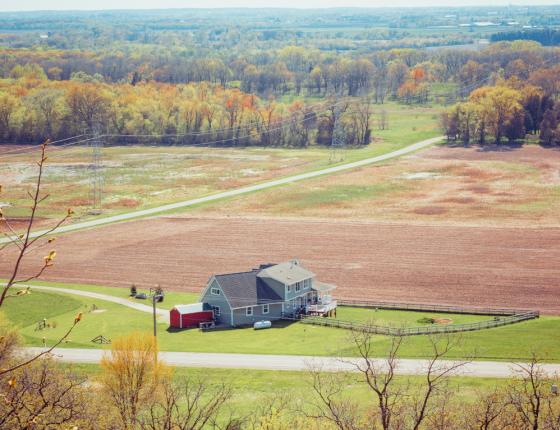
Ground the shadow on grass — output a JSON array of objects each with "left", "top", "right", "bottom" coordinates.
[
  {"left": 165, "top": 319, "right": 299, "bottom": 334},
  {"left": 442, "top": 141, "right": 560, "bottom": 152}
]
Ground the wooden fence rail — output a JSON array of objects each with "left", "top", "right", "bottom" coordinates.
[
  {"left": 298, "top": 301, "right": 540, "bottom": 336},
  {"left": 337, "top": 299, "right": 535, "bottom": 316}
]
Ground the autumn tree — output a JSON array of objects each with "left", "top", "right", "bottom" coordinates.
[
  {"left": 66, "top": 82, "right": 110, "bottom": 133},
  {"left": 541, "top": 102, "right": 560, "bottom": 145},
  {"left": 0, "top": 92, "right": 20, "bottom": 140},
  {"left": 469, "top": 86, "right": 525, "bottom": 144},
  {"left": 100, "top": 332, "right": 167, "bottom": 430}
]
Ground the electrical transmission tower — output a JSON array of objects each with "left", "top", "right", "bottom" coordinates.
[
  {"left": 89, "top": 131, "right": 104, "bottom": 215},
  {"left": 330, "top": 104, "right": 347, "bottom": 164}
]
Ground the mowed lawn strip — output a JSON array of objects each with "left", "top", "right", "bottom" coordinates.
[
  {"left": 66, "top": 363, "right": 511, "bottom": 415},
  {"left": 3, "top": 287, "right": 560, "bottom": 362}
]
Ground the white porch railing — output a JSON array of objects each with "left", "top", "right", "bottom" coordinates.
[{"left": 306, "top": 300, "right": 337, "bottom": 315}]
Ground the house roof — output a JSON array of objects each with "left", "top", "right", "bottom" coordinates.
[
  {"left": 312, "top": 281, "right": 337, "bottom": 292},
  {"left": 214, "top": 269, "right": 283, "bottom": 308},
  {"left": 257, "top": 260, "right": 315, "bottom": 285}
]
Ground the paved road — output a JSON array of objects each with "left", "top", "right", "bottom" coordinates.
[
  {"left": 0, "top": 136, "right": 443, "bottom": 244},
  {"left": 28, "top": 285, "right": 170, "bottom": 323},
  {"left": 24, "top": 347, "right": 560, "bottom": 378}
]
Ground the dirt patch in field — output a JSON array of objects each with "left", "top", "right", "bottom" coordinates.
[
  {"left": 420, "top": 144, "right": 560, "bottom": 164},
  {"left": 0, "top": 217, "right": 49, "bottom": 233},
  {"left": 438, "top": 197, "right": 476, "bottom": 204},
  {"left": 1, "top": 216, "right": 559, "bottom": 314},
  {"left": 192, "top": 144, "right": 560, "bottom": 227},
  {"left": 463, "top": 185, "right": 492, "bottom": 195},
  {"left": 412, "top": 206, "right": 448, "bottom": 215},
  {"left": 105, "top": 198, "right": 141, "bottom": 209}
]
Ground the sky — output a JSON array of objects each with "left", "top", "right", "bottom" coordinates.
[{"left": 1, "top": 0, "right": 560, "bottom": 12}]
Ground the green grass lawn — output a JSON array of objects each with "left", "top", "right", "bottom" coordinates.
[
  {"left": 3, "top": 283, "right": 559, "bottom": 362},
  {"left": 66, "top": 363, "right": 510, "bottom": 415}
]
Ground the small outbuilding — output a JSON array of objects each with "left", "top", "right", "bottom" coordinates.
[{"left": 169, "top": 303, "right": 214, "bottom": 329}]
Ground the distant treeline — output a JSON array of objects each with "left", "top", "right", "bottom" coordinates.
[
  {"left": 0, "top": 78, "right": 378, "bottom": 147},
  {"left": 491, "top": 28, "right": 560, "bottom": 46},
  {"left": 1, "top": 42, "right": 560, "bottom": 102}
]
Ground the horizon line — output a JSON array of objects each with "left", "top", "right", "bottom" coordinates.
[{"left": 0, "top": 4, "right": 557, "bottom": 13}]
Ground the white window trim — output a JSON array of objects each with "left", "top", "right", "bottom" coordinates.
[
  {"left": 295, "top": 282, "right": 301, "bottom": 292},
  {"left": 246, "top": 306, "right": 253, "bottom": 316},
  {"left": 213, "top": 306, "right": 221, "bottom": 316},
  {"left": 263, "top": 304, "right": 269, "bottom": 314},
  {"left": 211, "top": 288, "right": 221, "bottom": 295}
]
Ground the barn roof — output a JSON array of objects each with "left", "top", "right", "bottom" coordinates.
[
  {"left": 173, "top": 303, "right": 212, "bottom": 314},
  {"left": 214, "top": 269, "right": 283, "bottom": 309}
]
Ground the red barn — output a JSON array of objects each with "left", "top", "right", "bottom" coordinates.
[{"left": 169, "top": 303, "right": 214, "bottom": 329}]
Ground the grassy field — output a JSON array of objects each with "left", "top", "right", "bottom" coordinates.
[
  {"left": 191, "top": 144, "right": 560, "bottom": 227},
  {"left": 65, "top": 363, "right": 511, "bottom": 416},
  {"left": 4, "top": 283, "right": 560, "bottom": 361},
  {"left": 0, "top": 102, "right": 441, "bottom": 222}
]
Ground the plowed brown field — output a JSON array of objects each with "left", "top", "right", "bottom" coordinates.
[{"left": 2, "top": 216, "right": 559, "bottom": 314}]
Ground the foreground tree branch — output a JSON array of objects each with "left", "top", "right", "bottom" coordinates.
[
  {"left": 0, "top": 140, "right": 79, "bottom": 377},
  {"left": 0, "top": 140, "right": 72, "bottom": 308}
]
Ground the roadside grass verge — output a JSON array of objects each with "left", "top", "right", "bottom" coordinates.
[{"left": 65, "top": 363, "right": 510, "bottom": 415}]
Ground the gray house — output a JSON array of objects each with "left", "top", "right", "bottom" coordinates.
[{"left": 199, "top": 259, "right": 337, "bottom": 327}]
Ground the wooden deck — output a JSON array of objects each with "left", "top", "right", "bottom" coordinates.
[{"left": 306, "top": 300, "right": 337, "bottom": 316}]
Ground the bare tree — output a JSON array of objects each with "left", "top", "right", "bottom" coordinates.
[
  {"left": 351, "top": 333, "right": 406, "bottom": 430},
  {"left": 306, "top": 366, "right": 363, "bottom": 430},
  {"left": 508, "top": 355, "right": 559, "bottom": 430},
  {"left": 408, "top": 335, "right": 468, "bottom": 430},
  {"left": 0, "top": 356, "right": 90, "bottom": 429},
  {"left": 351, "top": 97, "right": 373, "bottom": 145},
  {"left": 462, "top": 389, "right": 509, "bottom": 430},
  {"left": 139, "top": 376, "right": 238, "bottom": 430}
]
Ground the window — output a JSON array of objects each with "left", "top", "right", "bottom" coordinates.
[
  {"left": 263, "top": 304, "right": 269, "bottom": 314},
  {"left": 211, "top": 287, "right": 220, "bottom": 295},
  {"left": 287, "top": 284, "right": 291, "bottom": 293},
  {"left": 246, "top": 306, "right": 253, "bottom": 316},
  {"left": 295, "top": 282, "right": 301, "bottom": 292},
  {"left": 212, "top": 306, "right": 221, "bottom": 316}
]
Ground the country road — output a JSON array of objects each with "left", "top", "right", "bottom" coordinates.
[
  {"left": 24, "top": 347, "right": 560, "bottom": 378},
  {"left": 0, "top": 136, "right": 444, "bottom": 243},
  {"left": 28, "top": 285, "right": 170, "bottom": 323}
]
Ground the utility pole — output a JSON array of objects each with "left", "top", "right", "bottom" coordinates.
[
  {"left": 330, "top": 103, "right": 347, "bottom": 164},
  {"left": 89, "top": 129, "right": 103, "bottom": 215},
  {"left": 152, "top": 292, "right": 163, "bottom": 365}
]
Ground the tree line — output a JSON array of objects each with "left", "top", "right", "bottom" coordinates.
[
  {"left": 442, "top": 70, "right": 560, "bottom": 145},
  {"left": 491, "top": 29, "right": 560, "bottom": 47},
  {"left": 1, "top": 41, "right": 559, "bottom": 101},
  {"left": 0, "top": 75, "right": 379, "bottom": 147}
]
